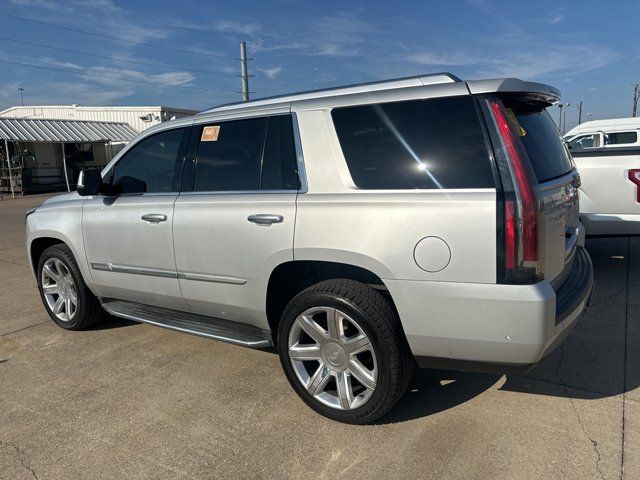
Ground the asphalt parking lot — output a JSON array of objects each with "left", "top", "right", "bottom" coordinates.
[{"left": 0, "top": 194, "right": 638, "bottom": 480}]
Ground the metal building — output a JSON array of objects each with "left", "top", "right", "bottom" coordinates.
[
  {"left": 0, "top": 105, "right": 197, "bottom": 133},
  {"left": 0, "top": 117, "right": 137, "bottom": 195}
]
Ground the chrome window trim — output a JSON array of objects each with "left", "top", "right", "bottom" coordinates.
[{"left": 179, "top": 190, "right": 298, "bottom": 196}]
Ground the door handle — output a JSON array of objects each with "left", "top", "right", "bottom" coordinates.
[
  {"left": 141, "top": 214, "right": 167, "bottom": 223},
  {"left": 247, "top": 214, "right": 284, "bottom": 226}
]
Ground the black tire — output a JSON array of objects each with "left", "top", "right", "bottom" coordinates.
[
  {"left": 36, "top": 244, "right": 106, "bottom": 330},
  {"left": 278, "top": 279, "right": 413, "bottom": 424}
]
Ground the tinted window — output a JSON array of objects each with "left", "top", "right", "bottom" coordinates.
[
  {"left": 513, "top": 109, "right": 573, "bottom": 182},
  {"left": 193, "top": 115, "right": 298, "bottom": 192},
  {"left": 111, "top": 128, "right": 187, "bottom": 194},
  {"left": 605, "top": 131, "right": 637, "bottom": 145},
  {"left": 331, "top": 96, "right": 494, "bottom": 189},
  {"left": 194, "top": 118, "right": 266, "bottom": 191},
  {"left": 262, "top": 115, "right": 299, "bottom": 189}
]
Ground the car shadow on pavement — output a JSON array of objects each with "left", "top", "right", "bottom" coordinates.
[
  {"left": 378, "top": 369, "right": 501, "bottom": 424},
  {"left": 89, "top": 316, "right": 137, "bottom": 330}
]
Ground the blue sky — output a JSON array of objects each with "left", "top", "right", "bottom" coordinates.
[{"left": 0, "top": 0, "right": 637, "bottom": 129}]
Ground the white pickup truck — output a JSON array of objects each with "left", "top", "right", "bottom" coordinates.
[{"left": 565, "top": 118, "right": 640, "bottom": 235}]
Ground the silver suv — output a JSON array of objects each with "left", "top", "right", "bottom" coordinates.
[{"left": 26, "top": 73, "right": 594, "bottom": 423}]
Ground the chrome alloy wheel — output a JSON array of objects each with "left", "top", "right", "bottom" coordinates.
[
  {"left": 41, "top": 258, "right": 78, "bottom": 322},
  {"left": 288, "top": 306, "right": 378, "bottom": 410}
]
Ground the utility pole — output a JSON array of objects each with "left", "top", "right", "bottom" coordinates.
[
  {"left": 18, "top": 87, "right": 24, "bottom": 106},
  {"left": 240, "top": 42, "right": 249, "bottom": 102},
  {"left": 632, "top": 83, "right": 639, "bottom": 117},
  {"left": 577, "top": 100, "right": 583, "bottom": 125}
]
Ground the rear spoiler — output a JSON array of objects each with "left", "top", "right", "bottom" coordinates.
[{"left": 465, "top": 78, "right": 560, "bottom": 106}]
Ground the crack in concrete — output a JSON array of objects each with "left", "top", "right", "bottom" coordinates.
[
  {"left": 0, "top": 440, "right": 39, "bottom": 480},
  {"left": 555, "top": 344, "right": 606, "bottom": 480},
  {"left": 514, "top": 374, "right": 609, "bottom": 397},
  {"left": 620, "top": 237, "right": 630, "bottom": 480}
]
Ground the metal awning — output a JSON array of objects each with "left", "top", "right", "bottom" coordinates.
[{"left": 0, "top": 117, "right": 137, "bottom": 143}]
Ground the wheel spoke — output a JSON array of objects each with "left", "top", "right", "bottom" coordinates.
[
  {"left": 326, "top": 308, "right": 342, "bottom": 339},
  {"left": 348, "top": 358, "right": 377, "bottom": 391},
  {"left": 54, "top": 259, "right": 65, "bottom": 276},
  {"left": 335, "top": 370, "right": 354, "bottom": 409},
  {"left": 344, "top": 334, "right": 371, "bottom": 354},
  {"left": 296, "top": 315, "right": 326, "bottom": 344},
  {"left": 289, "top": 344, "right": 321, "bottom": 361},
  {"left": 65, "top": 298, "right": 73, "bottom": 317},
  {"left": 54, "top": 296, "right": 64, "bottom": 315},
  {"left": 307, "top": 363, "right": 331, "bottom": 394},
  {"left": 42, "top": 283, "right": 59, "bottom": 295},
  {"left": 43, "top": 263, "right": 60, "bottom": 282}
]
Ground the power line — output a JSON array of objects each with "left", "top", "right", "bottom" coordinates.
[
  {"left": 0, "top": 12, "right": 237, "bottom": 61},
  {"left": 0, "top": 58, "right": 236, "bottom": 93},
  {"left": 0, "top": 37, "right": 237, "bottom": 77}
]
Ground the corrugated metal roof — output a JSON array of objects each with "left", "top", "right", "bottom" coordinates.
[{"left": 0, "top": 117, "right": 137, "bottom": 143}]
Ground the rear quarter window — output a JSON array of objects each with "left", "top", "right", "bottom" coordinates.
[{"left": 331, "top": 96, "right": 495, "bottom": 189}]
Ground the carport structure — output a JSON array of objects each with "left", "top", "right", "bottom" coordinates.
[{"left": 0, "top": 117, "right": 137, "bottom": 196}]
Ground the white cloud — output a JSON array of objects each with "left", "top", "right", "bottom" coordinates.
[
  {"left": 87, "top": 66, "right": 194, "bottom": 87},
  {"left": 406, "top": 50, "right": 481, "bottom": 66},
  {"left": 37, "top": 57, "right": 82, "bottom": 70},
  {"left": 258, "top": 66, "right": 283, "bottom": 80},
  {"left": 214, "top": 20, "right": 262, "bottom": 36},
  {"left": 549, "top": 13, "right": 565, "bottom": 25}
]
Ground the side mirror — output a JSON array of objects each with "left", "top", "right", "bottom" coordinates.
[{"left": 77, "top": 169, "right": 103, "bottom": 196}]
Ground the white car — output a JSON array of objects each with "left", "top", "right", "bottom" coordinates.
[
  {"left": 565, "top": 118, "right": 640, "bottom": 235},
  {"left": 26, "top": 74, "right": 593, "bottom": 423}
]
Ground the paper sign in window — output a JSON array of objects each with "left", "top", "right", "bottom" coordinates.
[{"left": 201, "top": 125, "right": 220, "bottom": 142}]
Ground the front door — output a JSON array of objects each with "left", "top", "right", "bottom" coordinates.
[
  {"left": 83, "top": 126, "right": 191, "bottom": 309},
  {"left": 173, "top": 113, "right": 300, "bottom": 329}
]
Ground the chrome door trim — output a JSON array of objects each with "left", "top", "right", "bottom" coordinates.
[
  {"left": 177, "top": 272, "right": 247, "bottom": 285},
  {"left": 90, "top": 262, "right": 177, "bottom": 278},
  {"left": 91, "top": 262, "right": 247, "bottom": 285}
]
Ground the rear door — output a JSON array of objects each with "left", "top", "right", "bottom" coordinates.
[{"left": 172, "top": 112, "right": 299, "bottom": 330}]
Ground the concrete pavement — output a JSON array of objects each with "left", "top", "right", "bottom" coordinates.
[{"left": 0, "top": 194, "right": 638, "bottom": 479}]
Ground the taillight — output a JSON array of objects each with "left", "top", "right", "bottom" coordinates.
[
  {"left": 629, "top": 169, "right": 640, "bottom": 202},
  {"left": 488, "top": 99, "right": 541, "bottom": 283}
]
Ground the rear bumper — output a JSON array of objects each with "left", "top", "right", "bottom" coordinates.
[{"left": 386, "top": 247, "right": 593, "bottom": 373}]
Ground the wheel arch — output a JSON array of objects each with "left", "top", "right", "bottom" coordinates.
[
  {"left": 28, "top": 234, "right": 94, "bottom": 293},
  {"left": 265, "top": 260, "right": 401, "bottom": 342}
]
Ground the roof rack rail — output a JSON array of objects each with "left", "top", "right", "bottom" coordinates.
[{"left": 199, "top": 72, "right": 461, "bottom": 114}]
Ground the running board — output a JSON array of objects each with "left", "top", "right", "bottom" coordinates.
[{"left": 100, "top": 299, "right": 273, "bottom": 348}]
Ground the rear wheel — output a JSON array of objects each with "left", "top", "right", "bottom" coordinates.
[
  {"left": 37, "top": 244, "right": 106, "bottom": 330},
  {"left": 278, "top": 279, "right": 412, "bottom": 424}
]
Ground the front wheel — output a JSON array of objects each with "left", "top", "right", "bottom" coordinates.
[
  {"left": 278, "top": 279, "right": 413, "bottom": 424},
  {"left": 37, "top": 244, "right": 106, "bottom": 330}
]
